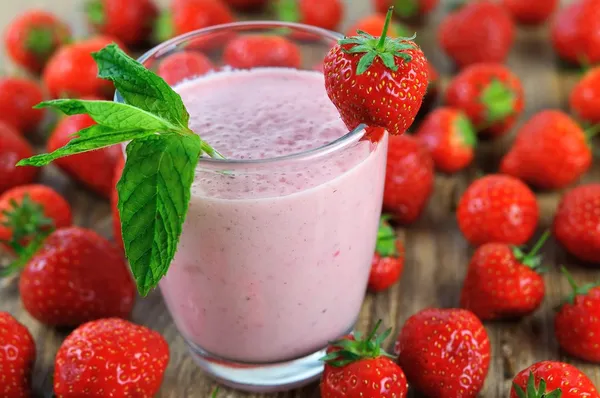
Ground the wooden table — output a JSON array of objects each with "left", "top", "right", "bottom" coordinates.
[{"left": 1, "top": 0, "right": 598, "bottom": 397}]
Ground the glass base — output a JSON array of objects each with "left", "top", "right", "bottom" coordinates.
[{"left": 186, "top": 340, "right": 325, "bottom": 393}]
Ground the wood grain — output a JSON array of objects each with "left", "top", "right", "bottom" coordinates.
[{"left": 1, "top": 0, "right": 599, "bottom": 397}]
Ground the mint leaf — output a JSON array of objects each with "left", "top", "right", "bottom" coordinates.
[
  {"left": 17, "top": 125, "right": 153, "bottom": 166},
  {"left": 92, "top": 43, "right": 189, "bottom": 129},
  {"left": 35, "top": 99, "right": 181, "bottom": 132},
  {"left": 117, "top": 133, "right": 201, "bottom": 296}
]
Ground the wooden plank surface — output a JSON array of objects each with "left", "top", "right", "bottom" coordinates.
[{"left": 1, "top": 0, "right": 599, "bottom": 397}]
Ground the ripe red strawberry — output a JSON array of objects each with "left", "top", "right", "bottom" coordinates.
[
  {"left": 345, "top": 13, "right": 411, "bottom": 38},
  {"left": 320, "top": 320, "right": 408, "bottom": 397},
  {"left": 368, "top": 216, "right": 404, "bottom": 292},
  {"left": 16, "top": 226, "right": 135, "bottom": 326},
  {"left": 0, "top": 123, "right": 39, "bottom": 194},
  {"left": 457, "top": 175, "right": 539, "bottom": 246},
  {"left": 510, "top": 361, "right": 599, "bottom": 398},
  {"left": 155, "top": 0, "right": 234, "bottom": 48},
  {"left": 383, "top": 134, "right": 434, "bottom": 224},
  {"left": 111, "top": 154, "right": 125, "bottom": 250},
  {"left": 0, "top": 184, "right": 72, "bottom": 247},
  {"left": 445, "top": 63, "right": 524, "bottom": 138},
  {"left": 276, "top": 0, "right": 343, "bottom": 32},
  {"left": 54, "top": 318, "right": 169, "bottom": 397},
  {"left": 460, "top": 232, "right": 549, "bottom": 321},
  {"left": 438, "top": 1, "right": 515, "bottom": 68},
  {"left": 223, "top": 35, "right": 302, "bottom": 69},
  {"left": 551, "top": 0, "right": 600, "bottom": 66},
  {"left": 554, "top": 267, "right": 600, "bottom": 363},
  {"left": 553, "top": 184, "right": 600, "bottom": 264},
  {"left": 158, "top": 50, "right": 215, "bottom": 86},
  {"left": 86, "top": 0, "right": 158, "bottom": 46},
  {"left": 395, "top": 308, "right": 491, "bottom": 397},
  {"left": 3, "top": 9, "right": 71, "bottom": 74},
  {"left": 500, "top": 110, "right": 592, "bottom": 190},
  {"left": 324, "top": 8, "right": 429, "bottom": 136},
  {"left": 415, "top": 107, "right": 476, "bottom": 173},
  {"left": 570, "top": 66, "right": 600, "bottom": 125},
  {"left": 43, "top": 35, "right": 127, "bottom": 99},
  {"left": 502, "top": 0, "right": 559, "bottom": 26},
  {"left": 48, "top": 114, "right": 123, "bottom": 198},
  {"left": 0, "top": 312, "right": 35, "bottom": 398},
  {"left": 0, "top": 77, "right": 45, "bottom": 134},
  {"left": 223, "top": 0, "right": 267, "bottom": 11},
  {"left": 373, "top": 0, "right": 439, "bottom": 20}
]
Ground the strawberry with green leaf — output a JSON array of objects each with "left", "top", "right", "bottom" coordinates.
[
  {"left": 368, "top": 216, "right": 404, "bottom": 292},
  {"left": 17, "top": 44, "right": 225, "bottom": 296},
  {"left": 323, "top": 7, "right": 429, "bottom": 136},
  {"left": 445, "top": 63, "right": 524, "bottom": 138},
  {"left": 511, "top": 361, "right": 599, "bottom": 398}
]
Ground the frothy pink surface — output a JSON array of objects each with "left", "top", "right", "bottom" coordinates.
[{"left": 159, "top": 68, "right": 387, "bottom": 363}]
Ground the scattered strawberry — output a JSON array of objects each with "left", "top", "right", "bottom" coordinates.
[
  {"left": 395, "top": 308, "right": 491, "bottom": 397},
  {"left": 111, "top": 154, "right": 124, "bottom": 250},
  {"left": 500, "top": 110, "right": 592, "bottom": 190},
  {"left": 457, "top": 175, "right": 539, "bottom": 246},
  {"left": 416, "top": 59, "right": 439, "bottom": 119},
  {"left": 155, "top": 0, "right": 234, "bottom": 47},
  {"left": 553, "top": 184, "right": 600, "bottom": 264},
  {"left": 415, "top": 107, "right": 476, "bottom": 173},
  {"left": 15, "top": 226, "right": 135, "bottom": 327},
  {"left": 43, "top": 35, "right": 126, "bottom": 99},
  {"left": 0, "top": 123, "right": 39, "bottom": 194},
  {"left": 0, "top": 77, "right": 45, "bottom": 134},
  {"left": 501, "top": 0, "right": 559, "bottom": 26},
  {"left": 510, "top": 361, "right": 599, "bottom": 398},
  {"left": 460, "top": 232, "right": 549, "bottom": 321},
  {"left": 0, "top": 312, "right": 35, "bottom": 398},
  {"left": 0, "top": 184, "right": 72, "bottom": 248},
  {"left": 54, "top": 318, "right": 169, "bottom": 397},
  {"left": 223, "top": 0, "right": 267, "bottom": 11},
  {"left": 570, "top": 66, "right": 600, "bottom": 125},
  {"left": 438, "top": 1, "right": 515, "bottom": 68},
  {"left": 373, "top": 0, "right": 439, "bottom": 20},
  {"left": 320, "top": 320, "right": 408, "bottom": 397},
  {"left": 48, "top": 114, "right": 123, "bottom": 198},
  {"left": 383, "top": 134, "right": 434, "bottom": 224},
  {"left": 86, "top": 0, "right": 158, "bottom": 46},
  {"left": 223, "top": 35, "right": 302, "bottom": 69},
  {"left": 276, "top": 0, "right": 343, "bottom": 32},
  {"left": 551, "top": 0, "right": 600, "bottom": 66},
  {"left": 345, "top": 13, "right": 410, "bottom": 38},
  {"left": 324, "top": 8, "right": 429, "bottom": 136},
  {"left": 3, "top": 9, "right": 71, "bottom": 74},
  {"left": 368, "top": 216, "right": 404, "bottom": 292},
  {"left": 555, "top": 267, "right": 600, "bottom": 363},
  {"left": 158, "top": 50, "right": 215, "bottom": 86},
  {"left": 445, "top": 63, "right": 524, "bottom": 138}
]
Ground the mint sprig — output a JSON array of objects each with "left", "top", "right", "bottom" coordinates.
[{"left": 17, "top": 44, "right": 223, "bottom": 296}]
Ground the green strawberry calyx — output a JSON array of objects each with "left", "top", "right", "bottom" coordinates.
[
  {"left": 275, "top": 0, "right": 300, "bottom": 23},
  {"left": 559, "top": 266, "right": 600, "bottom": 308},
  {"left": 154, "top": 11, "right": 174, "bottom": 44},
  {"left": 453, "top": 112, "right": 477, "bottom": 149},
  {"left": 585, "top": 123, "right": 600, "bottom": 141},
  {"left": 85, "top": 0, "right": 105, "bottom": 26},
  {"left": 339, "top": 7, "right": 417, "bottom": 75},
  {"left": 320, "top": 320, "right": 395, "bottom": 367},
  {"left": 0, "top": 194, "right": 55, "bottom": 277},
  {"left": 513, "top": 371, "right": 562, "bottom": 398},
  {"left": 394, "top": 0, "right": 419, "bottom": 19},
  {"left": 481, "top": 79, "right": 516, "bottom": 125},
  {"left": 25, "top": 26, "right": 57, "bottom": 60},
  {"left": 512, "top": 230, "right": 550, "bottom": 271},
  {"left": 376, "top": 215, "right": 400, "bottom": 257}
]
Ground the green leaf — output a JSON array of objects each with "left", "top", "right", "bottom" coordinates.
[
  {"left": 0, "top": 230, "right": 53, "bottom": 278},
  {"left": 36, "top": 99, "right": 180, "bottom": 132},
  {"left": 512, "top": 383, "right": 527, "bottom": 398},
  {"left": 85, "top": 0, "right": 105, "bottom": 26},
  {"left": 376, "top": 216, "right": 398, "bottom": 257},
  {"left": 118, "top": 133, "right": 201, "bottom": 296},
  {"left": 17, "top": 125, "right": 154, "bottom": 166},
  {"left": 275, "top": 0, "right": 299, "bottom": 22},
  {"left": 356, "top": 51, "right": 377, "bottom": 75},
  {"left": 153, "top": 11, "right": 174, "bottom": 43},
  {"left": 92, "top": 44, "right": 190, "bottom": 129},
  {"left": 378, "top": 52, "right": 398, "bottom": 71}
]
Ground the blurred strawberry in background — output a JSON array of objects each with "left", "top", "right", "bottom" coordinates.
[
  {"left": 223, "top": 0, "right": 268, "bottom": 11},
  {"left": 275, "top": 0, "right": 343, "bottom": 32},
  {"left": 224, "top": 35, "right": 301, "bottom": 68},
  {"left": 570, "top": 66, "right": 600, "bottom": 125},
  {"left": 345, "top": 13, "right": 410, "bottom": 37},
  {"left": 0, "top": 122, "right": 39, "bottom": 194},
  {"left": 551, "top": 0, "right": 600, "bottom": 66},
  {"left": 3, "top": 9, "right": 71, "bottom": 74},
  {"left": 158, "top": 50, "right": 215, "bottom": 86},
  {"left": 501, "top": 0, "right": 559, "bottom": 26},
  {"left": 0, "top": 77, "right": 45, "bottom": 134}
]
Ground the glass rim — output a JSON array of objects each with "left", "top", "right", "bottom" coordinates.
[{"left": 115, "top": 20, "right": 370, "bottom": 167}]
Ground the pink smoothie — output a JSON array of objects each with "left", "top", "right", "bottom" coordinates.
[{"left": 159, "top": 67, "right": 387, "bottom": 363}]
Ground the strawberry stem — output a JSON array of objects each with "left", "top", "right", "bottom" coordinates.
[
  {"left": 513, "top": 230, "right": 550, "bottom": 270},
  {"left": 559, "top": 266, "right": 600, "bottom": 307},
  {"left": 585, "top": 123, "right": 600, "bottom": 139},
  {"left": 528, "top": 230, "right": 551, "bottom": 258},
  {"left": 377, "top": 7, "right": 395, "bottom": 50}
]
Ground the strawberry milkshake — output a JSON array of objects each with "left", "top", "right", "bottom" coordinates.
[{"left": 157, "top": 67, "right": 387, "bottom": 387}]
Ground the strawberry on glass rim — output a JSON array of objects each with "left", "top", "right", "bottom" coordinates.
[{"left": 323, "top": 6, "right": 429, "bottom": 137}]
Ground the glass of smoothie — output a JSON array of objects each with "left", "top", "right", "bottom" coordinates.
[{"left": 129, "top": 21, "right": 388, "bottom": 392}]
